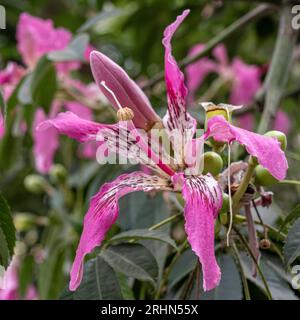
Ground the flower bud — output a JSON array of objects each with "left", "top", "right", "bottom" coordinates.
[
  {"left": 201, "top": 102, "right": 242, "bottom": 129},
  {"left": 254, "top": 165, "right": 278, "bottom": 187},
  {"left": 202, "top": 151, "right": 223, "bottom": 176},
  {"left": 24, "top": 174, "right": 47, "bottom": 194},
  {"left": 259, "top": 238, "right": 271, "bottom": 250},
  {"left": 14, "top": 213, "right": 36, "bottom": 231},
  {"left": 49, "top": 164, "right": 68, "bottom": 184},
  {"left": 220, "top": 192, "right": 229, "bottom": 214},
  {"left": 264, "top": 130, "right": 287, "bottom": 151},
  {"left": 201, "top": 102, "right": 242, "bottom": 151}
]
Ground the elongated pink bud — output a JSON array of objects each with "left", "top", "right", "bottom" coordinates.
[{"left": 90, "top": 50, "right": 161, "bottom": 130}]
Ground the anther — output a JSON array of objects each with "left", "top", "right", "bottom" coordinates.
[{"left": 117, "top": 107, "right": 134, "bottom": 121}]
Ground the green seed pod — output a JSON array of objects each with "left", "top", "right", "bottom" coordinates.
[
  {"left": 264, "top": 130, "right": 287, "bottom": 151},
  {"left": 254, "top": 165, "right": 278, "bottom": 187},
  {"left": 219, "top": 212, "right": 228, "bottom": 225},
  {"left": 24, "top": 175, "right": 47, "bottom": 194},
  {"left": 202, "top": 151, "right": 223, "bottom": 176},
  {"left": 221, "top": 193, "right": 229, "bottom": 213},
  {"left": 215, "top": 219, "right": 221, "bottom": 236},
  {"left": 14, "top": 213, "right": 36, "bottom": 231},
  {"left": 49, "top": 164, "right": 68, "bottom": 184}
]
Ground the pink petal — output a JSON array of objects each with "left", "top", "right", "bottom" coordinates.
[
  {"left": 0, "top": 110, "right": 4, "bottom": 139},
  {"left": 236, "top": 113, "right": 255, "bottom": 131},
  {"left": 33, "top": 108, "right": 59, "bottom": 174},
  {"left": 180, "top": 173, "right": 222, "bottom": 291},
  {"left": 186, "top": 44, "right": 217, "bottom": 104},
  {"left": 0, "top": 62, "right": 26, "bottom": 101},
  {"left": 37, "top": 111, "right": 105, "bottom": 143},
  {"left": 17, "top": 13, "right": 72, "bottom": 69},
  {"left": 205, "top": 116, "right": 288, "bottom": 180},
  {"left": 38, "top": 111, "right": 174, "bottom": 176},
  {"left": 274, "top": 110, "right": 291, "bottom": 135},
  {"left": 230, "top": 58, "right": 262, "bottom": 105},
  {"left": 90, "top": 51, "right": 160, "bottom": 130},
  {"left": 69, "top": 171, "right": 169, "bottom": 290},
  {"left": 64, "top": 101, "right": 93, "bottom": 121},
  {"left": 64, "top": 102, "right": 98, "bottom": 159},
  {"left": 162, "top": 10, "right": 196, "bottom": 163},
  {"left": 212, "top": 44, "right": 229, "bottom": 66},
  {"left": 0, "top": 258, "right": 37, "bottom": 300}
]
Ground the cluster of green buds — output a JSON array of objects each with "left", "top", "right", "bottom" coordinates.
[{"left": 201, "top": 103, "right": 288, "bottom": 234}]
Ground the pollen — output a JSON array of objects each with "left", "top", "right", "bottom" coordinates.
[{"left": 117, "top": 107, "right": 134, "bottom": 121}]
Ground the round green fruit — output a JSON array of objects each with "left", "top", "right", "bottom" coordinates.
[
  {"left": 221, "top": 193, "right": 229, "bottom": 214},
  {"left": 264, "top": 130, "right": 287, "bottom": 151},
  {"left": 202, "top": 151, "right": 223, "bottom": 176},
  {"left": 254, "top": 165, "right": 278, "bottom": 187},
  {"left": 24, "top": 175, "right": 46, "bottom": 194}
]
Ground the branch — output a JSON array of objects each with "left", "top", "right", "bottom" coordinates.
[
  {"left": 258, "top": 2, "right": 299, "bottom": 133},
  {"left": 141, "top": 3, "right": 277, "bottom": 90}
]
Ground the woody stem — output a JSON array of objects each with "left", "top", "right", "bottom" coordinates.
[{"left": 232, "top": 156, "right": 256, "bottom": 213}]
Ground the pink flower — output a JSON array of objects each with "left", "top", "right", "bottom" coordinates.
[
  {"left": 33, "top": 107, "right": 59, "bottom": 174},
  {"left": 0, "top": 111, "right": 4, "bottom": 139},
  {"left": 186, "top": 44, "right": 217, "bottom": 104},
  {"left": 17, "top": 13, "right": 73, "bottom": 70},
  {"left": 273, "top": 110, "right": 291, "bottom": 135},
  {"left": 236, "top": 109, "right": 291, "bottom": 134},
  {"left": 0, "top": 62, "right": 26, "bottom": 139},
  {"left": 186, "top": 43, "right": 262, "bottom": 105},
  {"left": 38, "top": 10, "right": 288, "bottom": 292},
  {"left": 0, "top": 258, "right": 37, "bottom": 300},
  {"left": 0, "top": 62, "right": 26, "bottom": 101}
]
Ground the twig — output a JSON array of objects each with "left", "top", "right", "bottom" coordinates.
[
  {"left": 154, "top": 239, "right": 188, "bottom": 299},
  {"left": 231, "top": 242, "right": 251, "bottom": 300},
  {"left": 233, "top": 226, "right": 273, "bottom": 300},
  {"left": 149, "top": 213, "right": 182, "bottom": 230}
]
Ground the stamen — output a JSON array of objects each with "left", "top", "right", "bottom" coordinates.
[
  {"left": 117, "top": 107, "right": 134, "bottom": 121},
  {"left": 225, "top": 107, "right": 233, "bottom": 246},
  {"left": 100, "top": 81, "right": 123, "bottom": 110}
]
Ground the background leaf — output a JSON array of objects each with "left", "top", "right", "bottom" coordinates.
[
  {"left": 0, "top": 193, "right": 16, "bottom": 268},
  {"left": 70, "top": 256, "right": 123, "bottom": 300},
  {"left": 48, "top": 34, "right": 89, "bottom": 62},
  {"left": 109, "top": 229, "right": 177, "bottom": 249},
  {"left": 101, "top": 243, "right": 158, "bottom": 287},
  {"left": 283, "top": 218, "right": 300, "bottom": 267}
]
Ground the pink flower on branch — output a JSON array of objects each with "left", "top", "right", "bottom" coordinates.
[
  {"left": 0, "top": 258, "right": 37, "bottom": 300},
  {"left": 38, "top": 10, "right": 288, "bottom": 292}
]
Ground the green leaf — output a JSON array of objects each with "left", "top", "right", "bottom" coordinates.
[
  {"left": 30, "top": 56, "right": 57, "bottom": 112},
  {"left": 278, "top": 204, "right": 300, "bottom": 236},
  {"left": 73, "top": 256, "right": 123, "bottom": 300},
  {"left": 201, "top": 254, "right": 243, "bottom": 300},
  {"left": 242, "top": 252, "right": 298, "bottom": 300},
  {"left": 48, "top": 34, "right": 89, "bottom": 62},
  {"left": 17, "top": 74, "right": 33, "bottom": 105},
  {"left": 168, "top": 249, "right": 197, "bottom": 289},
  {"left": 0, "top": 193, "right": 16, "bottom": 268},
  {"left": 101, "top": 243, "right": 158, "bottom": 287},
  {"left": 109, "top": 229, "right": 177, "bottom": 249},
  {"left": 77, "top": 9, "right": 122, "bottom": 33},
  {"left": 117, "top": 273, "right": 135, "bottom": 300},
  {"left": 0, "top": 89, "right": 6, "bottom": 119},
  {"left": 37, "top": 226, "right": 67, "bottom": 299},
  {"left": 283, "top": 218, "right": 300, "bottom": 267},
  {"left": 18, "top": 255, "right": 35, "bottom": 298}
]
